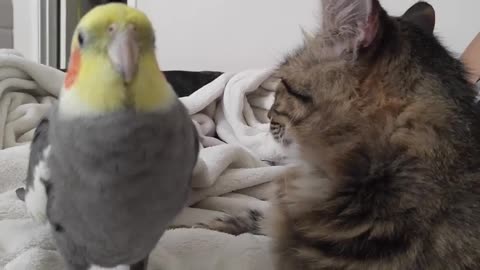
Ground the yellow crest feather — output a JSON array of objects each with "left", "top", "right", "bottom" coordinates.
[{"left": 60, "top": 3, "right": 175, "bottom": 116}]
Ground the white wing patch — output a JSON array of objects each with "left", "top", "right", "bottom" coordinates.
[
  {"left": 89, "top": 265, "right": 130, "bottom": 270},
  {"left": 25, "top": 145, "right": 52, "bottom": 224}
]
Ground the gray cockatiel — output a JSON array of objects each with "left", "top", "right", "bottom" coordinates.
[{"left": 15, "top": 3, "right": 199, "bottom": 270}]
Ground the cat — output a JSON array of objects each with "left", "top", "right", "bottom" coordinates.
[{"left": 196, "top": 1, "right": 480, "bottom": 269}]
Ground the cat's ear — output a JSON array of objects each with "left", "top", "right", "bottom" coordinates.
[
  {"left": 402, "top": 1, "right": 435, "bottom": 34},
  {"left": 320, "top": 0, "right": 382, "bottom": 51}
]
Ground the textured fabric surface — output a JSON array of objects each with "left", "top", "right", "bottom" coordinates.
[{"left": 0, "top": 49, "right": 62, "bottom": 149}]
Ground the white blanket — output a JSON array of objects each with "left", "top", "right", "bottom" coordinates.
[{"left": 0, "top": 50, "right": 286, "bottom": 269}]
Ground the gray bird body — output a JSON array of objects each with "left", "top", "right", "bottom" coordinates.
[{"left": 23, "top": 99, "right": 198, "bottom": 269}]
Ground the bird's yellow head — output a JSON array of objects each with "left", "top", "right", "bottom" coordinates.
[{"left": 60, "top": 3, "right": 175, "bottom": 116}]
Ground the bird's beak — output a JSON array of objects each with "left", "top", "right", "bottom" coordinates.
[{"left": 108, "top": 26, "right": 139, "bottom": 83}]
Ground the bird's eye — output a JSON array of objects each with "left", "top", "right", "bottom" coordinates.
[{"left": 78, "top": 32, "right": 85, "bottom": 47}]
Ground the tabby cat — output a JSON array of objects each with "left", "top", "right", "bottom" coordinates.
[{"left": 198, "top": 1, "right": 480, "bottom": 269}]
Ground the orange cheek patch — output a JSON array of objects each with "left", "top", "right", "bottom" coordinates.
[{"left": 64, "top": 48, "right": 81, "bottom": 90}]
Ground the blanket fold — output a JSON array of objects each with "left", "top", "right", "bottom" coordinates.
[
  {"left": 0, "top": 49, "right": 63, "bottom": 150},
  {"left": 0, "top": 50, "right": 283, "bottom": 270}
]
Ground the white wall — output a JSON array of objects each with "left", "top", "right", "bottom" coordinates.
[
  {"left": 12, "top": 1, "right": 480, "bottom": 69},
  {"left": 13, "top": 0, "right": 40, "bottom": 62},
  {"left": 135, "top": 0, "right": 480, "bottom": 72},
  {"left": 136, "top": 0, "right": 320, "bottom": 72}
]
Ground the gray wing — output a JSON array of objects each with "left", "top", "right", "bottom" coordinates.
[{"left": 16, "top": 117, "right": 50, "bottom": 201}]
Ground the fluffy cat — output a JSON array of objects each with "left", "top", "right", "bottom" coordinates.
[{"left": 197, "top": 1, "right": 480, "bottom": 269}]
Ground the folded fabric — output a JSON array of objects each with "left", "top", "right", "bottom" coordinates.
[{"left": 0, "top": 49, "right": 63, "bottom": 149}]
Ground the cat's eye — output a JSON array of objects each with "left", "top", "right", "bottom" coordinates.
[{"left": 281, "top": 79, "right": 312, "bottom": 103}]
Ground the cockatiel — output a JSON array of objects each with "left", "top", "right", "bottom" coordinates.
[{"left": 15, "top": 3, "right": 199, "bottom": 270}]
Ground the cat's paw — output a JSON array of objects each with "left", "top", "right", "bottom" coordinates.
[{"left": 192, "top": 209, "right": 265, "bottom": 236}]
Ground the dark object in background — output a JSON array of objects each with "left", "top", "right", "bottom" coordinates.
[
  {"left": 164, "top": 71, "right": 223, "bottom": 97},
  {"left": 88, "top": 0, "right": 126, "bottom": 5}
]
